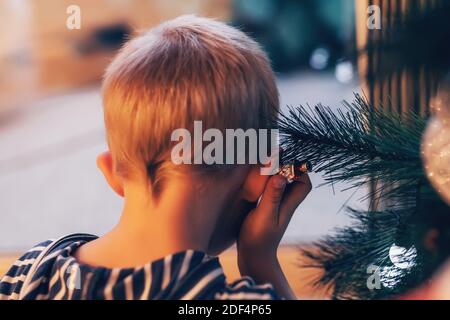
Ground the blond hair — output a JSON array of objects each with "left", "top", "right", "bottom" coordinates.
[{"left": 102, "top": 15, "right": 279, "bottom": 193}]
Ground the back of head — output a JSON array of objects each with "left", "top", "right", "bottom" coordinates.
[{"left": 102, "top": 15, "right": 279, "bottom": 193}]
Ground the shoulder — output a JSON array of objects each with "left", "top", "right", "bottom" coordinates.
[
  {"left": 0, "top": 240, "right": 53, "bottom": 300},
  {"left": 215, "top": 276, "right": 280, "bottom": 300},
  {"left": 163, "top": 252, "right": 280, "bottom": 300}
]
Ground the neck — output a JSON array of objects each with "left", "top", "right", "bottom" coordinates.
[
  {"left": 83, "top": 177, "right": 235, "bottom": 267},
  {"left": 121, "top": 179, "right": 223, "bottom": 251}
]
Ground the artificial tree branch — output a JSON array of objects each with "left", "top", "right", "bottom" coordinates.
[{"left": 277, "top": 94, "right": 427, "bottom": 202}]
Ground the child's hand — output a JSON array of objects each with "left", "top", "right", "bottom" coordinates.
[
  {"left": 236, "top": 173, "right": 311, "bottom": 299},
  {"left": 237, "top": 173, "right": 311, "bottom": 259}
]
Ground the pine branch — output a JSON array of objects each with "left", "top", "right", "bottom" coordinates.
[
  {"left": 300, "top": 195, "right": 450, "bottom": 300},
  {"left": 278, "top": 94, "right": 450, "bottom": 299},
  {"left": 277, "top": 94, "right": 427, "bottom": 201},
  {"left": 301, "top": 207, "right": 426, "bottom": 300}
]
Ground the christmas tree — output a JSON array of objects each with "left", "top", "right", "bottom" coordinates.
[{"left": 279, "top": 1, "right": 450, "bottom": 299}]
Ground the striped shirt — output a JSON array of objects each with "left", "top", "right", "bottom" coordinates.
[{"left": 0, "top": 234, "right": 279, "bottom": 300}]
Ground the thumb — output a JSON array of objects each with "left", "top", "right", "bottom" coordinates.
[{"left": 256, "top": 175, "right": 287, "bottom": 223}]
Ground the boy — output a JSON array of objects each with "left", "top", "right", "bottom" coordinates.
[{"left": 0, "top": 15, "right": 311, "bottom": 300}]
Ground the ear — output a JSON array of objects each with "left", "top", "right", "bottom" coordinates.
[
  {"left": 97, "top": 151, "right": 124, "bottom": 197},
  {"left": 239, "top": 165, "right": 270, "bottom": 203}
]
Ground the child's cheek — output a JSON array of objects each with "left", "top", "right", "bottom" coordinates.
[{"left": 242, "top": 172, "right": 270, "bottom": 202}]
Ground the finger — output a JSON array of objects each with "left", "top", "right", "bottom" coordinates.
[
  {"left": 278, "top": 173, "right": 312, "bottom": 228},
  {"left": 255, "top": 174, "right": 287, "bottom": 223}
]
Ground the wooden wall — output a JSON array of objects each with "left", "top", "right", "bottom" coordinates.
[
  {"left": 355, "top": 0, "right": 444, "bottom": 209},
  {"left": 355, "top": 0, "right": 441, "bottom": 116}
]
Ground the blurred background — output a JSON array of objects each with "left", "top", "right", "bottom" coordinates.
[{"left": 0, "top": 0, "right": 364, "bottom": 252}]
